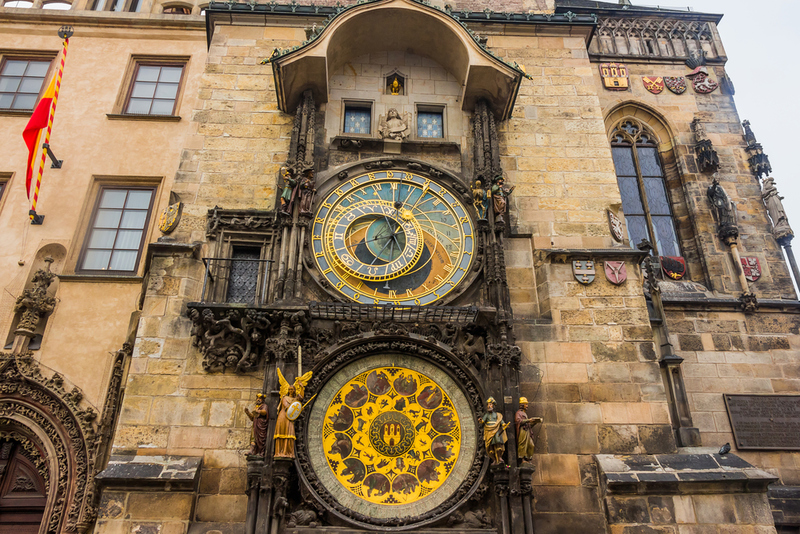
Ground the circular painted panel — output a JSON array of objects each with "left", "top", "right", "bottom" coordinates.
[{"left": 306, "top": 354, "right": 477, "bottom": 520}]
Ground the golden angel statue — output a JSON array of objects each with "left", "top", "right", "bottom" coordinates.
[{"left": 274, "top": 368, "right": 313, "bottom": 458}]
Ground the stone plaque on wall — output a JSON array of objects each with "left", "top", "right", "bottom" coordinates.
[{"left": 724, "top": 394, "right": 800, "bottom": 450}]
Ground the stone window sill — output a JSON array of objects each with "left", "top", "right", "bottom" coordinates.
[
  {"left": 0, "top": 109, "right": 33, "bottom": 117},
  {"left": 106, "top": 113, "right": 182, "bottom": 122},
  {"left": 57, "top": 274, "right": 143, "bottom": 283}
]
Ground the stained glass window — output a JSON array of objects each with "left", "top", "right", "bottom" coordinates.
[
  {"left": 417, "top": 111, "right": 443, "bottom": 138},
  {"left": 344, "top": 106, "right": 371, "bottom": 135},
  {"left": 611, "top": 120, "right": 680, "bottom": 257}
]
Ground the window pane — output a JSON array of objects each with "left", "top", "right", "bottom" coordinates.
[
  {"left": 652, "top": 216, "right": 680, "bottom": 257},
  {"left": 2, "top": 61, "right": 27, "bottom": 76},
  {"left": 617, "top": 176, "right": 644, "bottom": 215},
  {"left": 159, "top": 67, "right": 183, "bottom": 83},
  {"left": 100, "top": 189, "right": 127, "bottom": 208},
  {"left": 12, "top": 94, "right": 36, "bottom": 110},
  {"left": 19, "top": 77, "right": 44, "bottom": 93},
  {"left": 126, "top": 190, "right": 153, "bottom": 209},
  {"left": 25, "top": 61, "right": 49, "bottom": 77},
  {"left": 43, "top": 2, "right": 72, "bottom": 9},
  {"left": 137, "top": 66, "right": 161, "bottom": 82},
  {"left": 612, "top": 146, "right": 636, "bottom": 176},
  {"left": 626, "top": 215, "right": 649, "bottom": 249},
  {"left": 131, "top": 81, "right": 156, "bottom": 98},
  {"left": 116, "top": 230, "right": 143, "bottom": 249},
  {"left": 120, "top": 210, "right": 148, "bottom": 229},
  {"left": 82, "top": 249, "right": 111, "bottom": 270},
  {"left": 126, "top": 98, "right": 151, "bottom": 114},
  {"left": 638, "top": 146, "right": 663, "bottom": 177},
  {"left": 154, "top": 83, "right": 178, "bottom": 99},
  {"left": 149, "top": 99, "right": 175, "bottom": 115},
  {"left": 88, "top": 228, "right": 117, "bottom": 249},
  {"left": 417, "top": 112, "right": 443, "bottom": 138},
  {"left": 95, "top": 209, "right": 123, "bottom": 228},
  {"left": 4, "top": 1, "right": 34, "bottom": 6},
  {"left": 0, "top": 94, "right": 13, "bottom": 108},
  {"left": 227, "top": 246, "right": 261, "bottom": 303},
  {"left": 92, "top": 0, "right": 106, "bottom": 10},
  {"left": 344, "top": 108, "right": 370, "bottom": 134},
  {"left": 0, "top": 77, "right": 21, "bottom": 92},
  {"left": 643, "top": 177, "right": 671, "bottom": 216},
  {"left": 109, "top": 250, "right": 138, "bottom": 271}
]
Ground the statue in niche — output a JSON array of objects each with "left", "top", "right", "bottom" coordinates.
[
  {"left": 762, "top": 177, "right": 794, "bottom": 239},
  {"left": 298, "top": 168, "right": 317, "bottom": 216},
  {"left": 274, "top": 368, "right": 313, "bottom": 458},
  {"left": 707, "top": 177, "right": 738, "bottom": 240},
  {"left": 378, "top": 108, "right": 410, "bottom": 141},
  {"left": 515, "top": 396, "right": 542, "bottom": 464},
  {"left": 244, "top": 393, "right": 269, "bottom": 456},
  {"left": 472, "top": 179, "right": 488, "bottom": 220},
  {"left": 280, "top": 166, "right": 298, "bottom": 214},
  {"left": 480, "top": 397, "right": 508, "bottom": 465},
  {"left": 390, "top": 76, "right": 402, "bottom": 96},
  {"left": 491, "top": 176, "right": 515, "bottom": 224}
]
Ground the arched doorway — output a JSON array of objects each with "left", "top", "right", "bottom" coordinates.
[{"left": 0, "top": 439, "right": 46, "bottom": 534}]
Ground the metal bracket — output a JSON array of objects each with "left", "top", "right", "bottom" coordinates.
[
  {"left": 42, "top": 143, "right": 62, "bottom": 169},
  {"left": 29, "top": 209, "right": 45, "bottom": 225}
]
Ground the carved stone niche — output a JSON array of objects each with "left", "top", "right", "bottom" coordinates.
[{"left": 294, "top": 337, "right": 489, "bottom": 531}]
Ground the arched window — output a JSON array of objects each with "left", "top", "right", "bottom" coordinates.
[{"left": 610, "top": 118, "right": 681, "bottom": 257}]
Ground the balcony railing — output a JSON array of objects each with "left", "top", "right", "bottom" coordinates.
[{"left": 199, "top": 257, "right": 274, "bottom": 305}]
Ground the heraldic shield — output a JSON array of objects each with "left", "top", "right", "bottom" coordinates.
[
  {"left": 741, "top": 257, "right": 762, "bottom": 282},
  {"left": 664, "top": 76, "right": 687, "bottom": 95},
  {"left": 604, "top": 261, "right": 627, "bottom": 285},
  {"left": 642, "top": 76, "right": 664, "bottom": 94},
  {"left": 661, "top": 256, "right": 687, "bottom": 280},
  {"left": 573, "top": 260, "right": 596, "bottom": 284}
]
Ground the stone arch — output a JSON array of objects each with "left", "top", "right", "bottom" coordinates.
[
  {"left": 604, "top": 100, "right": 678, "bottom": 151},
  {"left": 0, "top": 354, "right": 99, "bottom": 534}
]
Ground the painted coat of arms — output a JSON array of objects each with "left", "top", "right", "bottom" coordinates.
[
  {"left": 661, "top": 256, "right": 687, "bottom": 280},
  {"left": 600, "top": 63, "right": 629, "bottom": 90},
  {"left": 607, "top": 209, "right": 624, "bottom": 242},
  {"left": 573, "top": 260, "right": 596, "bottom": 285},
  {"left": 686, "top": 66, "right": 719, "bottom": 94},
  {"left": 664, "top": 77, "right": 687, "bottom": 95},
  {"left": 159, "top": 201, "right": 183, "bottom": 234},
  {"left": 604, "top": 261, "right": 627, "bottom": 285},
  {"left": 642, "top": 76, "right": 664, "bottom": 94},
  {"left": 741, "top": 257, "right": 761, "bottom": 282}
]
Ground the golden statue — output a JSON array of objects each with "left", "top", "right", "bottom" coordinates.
[
  {"left": 390, "top": 76, "right": 401, "bottom": 95},
  {"left": 274, "top": 368, "right": 313, "bottom": 458},
  {"left": 480, "top": 397, "right": 508, "bottom": 465},
  {"left": 515, "top": 397, "right": 542, "bottom": 463}
]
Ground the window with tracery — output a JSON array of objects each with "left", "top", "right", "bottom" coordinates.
[{"left": 611, "top": 119, "right": 680, "bottom": 257}]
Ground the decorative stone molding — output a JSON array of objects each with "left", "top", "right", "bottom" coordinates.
[
  {"left": 0, "top": 353, "right": 100, "bottom": 533},
  {"left": 205, "top": 207, "right": 277, "bottom": 239},
  {"left": 591, "top": 17, "right": 722, "bottom": 61}
]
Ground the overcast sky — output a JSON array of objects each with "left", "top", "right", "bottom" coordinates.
[{"left": 639, "top": 0, "right": 800, "bottom": 245}]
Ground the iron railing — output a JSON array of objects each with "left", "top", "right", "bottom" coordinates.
[{"left": 199, "top": 257, "right": 275, "bottom": 305}]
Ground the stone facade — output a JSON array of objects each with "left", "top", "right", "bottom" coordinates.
[{"left": 0, "top": 1, "right": 797, "bottom": 534}]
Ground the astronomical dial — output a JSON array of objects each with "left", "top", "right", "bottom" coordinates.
[{"left": 312, "top": 170, "right": 475, "bottom": 305}]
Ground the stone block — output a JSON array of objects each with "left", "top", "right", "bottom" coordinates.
[
  {"left": 533, "top": 513, "right": 607, "bottom": 532},
  {"left": 693, "top": 494, "right": 738, "bottom": 524},
  {"left": 538, "top": 454, "right": 581, "bottom": 485},
  {"left": 638, "top": 425, "right": 677, "bottom": 454},
  {"left": 208, "top": 400, "right": 237, "bottom": 427},
  {"left": 547, "top": 424, "right": 599, "bottom": 454},
  {"left": 150, "top": 398, "right": 208, "bottom": 426},
  {"left": 127, "top": 492, "right": 194, "bottom": 520},
  {"left": 673, "top": 495, "right": 696, "bottom": 524},
  {"left": 127, "top": 375, "right": 179, "bottom": 397},
  {"left": 98, "top": 491, "right": 127, "bottom": 519},
  {"left": 168, "top": 427, "right": 229, "bottom": 449},
  {"left": 195, "top": 494, "right": 248, "bottom": 522},
  {"left": 557, "top": 402, "right": 602, "bottom": 424},
  {"left": 648, "top": 496, "right": 676, "bottom": 524},
  {"left": 535, "top": 485, "right": 601, "bottom": 513},
  {"left": 606, "top": 496, "right": 651, "bottom": 523}
]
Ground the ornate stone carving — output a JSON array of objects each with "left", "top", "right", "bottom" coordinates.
[
  {"left": 287, "top": 89, "right": 316, "bottom": 174},
  {"left": 205, "top": 207, "right": 276, "bottom": 239},
  {"left": 378, "top": 108, "right": 410, "bottom": 140},
  {"left": 593, "top": 17, "right": 720, "bottom": 61},
  {"left": 762, "top": 177, "right": 794, "bottom": 244},
  {"left": 743, "top": 120, "right": 772, "bottom": 180},
  {"left": 707, "top": 178, "right": 739, "bottom": 243},
  {"left": 487, "top": 341, "right": 521, "bottom": 368},
  {"left": 14, "top": 258, "right": 57, "bottom": 339},
  {"left": 0, "top": 353, "right": 100, "bottom": 533},
  {"left": 472, "top": 100, "right": 502, "bottom": 188},
  {"left": 692, "top": 118, "right": 718, "bottom": 173}
]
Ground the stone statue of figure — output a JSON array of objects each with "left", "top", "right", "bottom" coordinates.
[
  {"left": 472, "top": 179, "right": 488, "bottom": 220},
  {"left": 244, "top": 393, "right": 269, "bottom": 456},
  {"left": 707, "top": 178, "right": 737, "bottom": 237},
  {"left": 274, "top": 368, "right": 313, "bottom": 458},
  {"left": 691, "top": 118, "right": 709, "bottom": 143},
  {"left": 762, "top": 177, "right": 794, "bottom": 239},
  {"left": 298, "top": 168, "right": 317, "bottom": 216},
  {"left": 378, "top": 108, "right": 410, "bottom": 141},
  {"left": 480, "top": 397, "right": 508, "bottom": 465},
  {"left": 491, "top": 176, "right": 515, "bottom": 224},
  {"left": 742, "top": 119, "right": 757, "bottom": 146},
  {"left": 515, "top": 397, "right": 542, "bottom": 464},
  {"left": 280, "top": 166, "right": 298, "bottom": 214}
]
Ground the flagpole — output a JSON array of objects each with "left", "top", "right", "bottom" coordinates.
[{"left": 29, "top": 26, "right": 73, "bottom": 225}]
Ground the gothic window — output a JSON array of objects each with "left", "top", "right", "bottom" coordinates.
[{"left": 611, "top": 119, "right": 680, "bottom": 257}]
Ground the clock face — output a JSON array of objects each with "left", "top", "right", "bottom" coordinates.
[{"left": 312, "top": 170, "right": 475, "bottom": 305}]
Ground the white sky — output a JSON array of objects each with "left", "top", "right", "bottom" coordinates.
[{"left": 637, "top": 0, "right": 800, "bottom": 245}]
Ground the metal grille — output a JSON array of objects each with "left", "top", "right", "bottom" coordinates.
[
  {"left": 309, "top": 301, "right": 478, "bottom": 323},
  {"left": 226, "top": 247, "right": 261, "bottom": 303}
]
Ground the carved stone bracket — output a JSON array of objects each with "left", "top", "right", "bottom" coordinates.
[
  {"left": 742, "top": 120, "right": 772, "bottom": 180},
  {"left": 0, "top": 352, "right": 100, "bottom": 533},
  {"left": 205, "top": 207, "right": 277, "bottom": 239},
  {"left": 692, "top": 118, "right": 718, "bottom": 173}
]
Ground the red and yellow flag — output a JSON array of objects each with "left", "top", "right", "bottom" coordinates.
[{"left": 22, "top": 73, "right": 56, "bottom": 200}]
